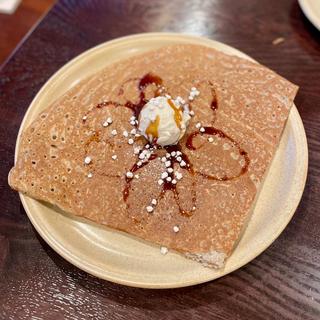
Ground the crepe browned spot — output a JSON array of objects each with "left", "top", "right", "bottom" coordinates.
[{"left": 8, "top": 45, "right": 298, "bottom": 268}]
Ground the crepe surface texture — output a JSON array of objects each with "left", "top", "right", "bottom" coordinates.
[{"left": 9, "top": 44, "right": 298, "bottom": 268}]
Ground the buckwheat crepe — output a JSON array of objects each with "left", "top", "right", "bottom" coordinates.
[{"left": 8, "top": 44, "right": 298, "bottom": 268}]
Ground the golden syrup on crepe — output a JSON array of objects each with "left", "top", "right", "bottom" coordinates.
[
  {"left": 145, "top": 115, "right": 160, "bottom": 141},
  {"left": 167, "top": 98, "right": 182, "bottom": 129}
]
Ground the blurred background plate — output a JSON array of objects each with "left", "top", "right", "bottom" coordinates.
[
  {"left": 298, "top": 0, "right": 320, "bottom": 30},
  {"left": 16, "top": 33, "right": 308, "bottom": 288}
]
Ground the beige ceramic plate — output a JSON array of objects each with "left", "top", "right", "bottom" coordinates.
[
  {"left": 298, "top": 0, "right": 320, "bottom": 31},
  {"left": 15, "top": 33, "right": 308, "bottom": 289}
]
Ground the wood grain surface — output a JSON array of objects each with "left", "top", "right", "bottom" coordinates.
[
  {"left": 0, "top": 0, "right": 55, "bottom": 65},
  {"left": 0, "top": 0, "right": 319, "bottom": 319}
]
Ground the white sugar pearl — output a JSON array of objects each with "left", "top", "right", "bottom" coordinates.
[
  {"left": 180, "top": 160, "right": 186, "bottom": 167},
  {"left": 161, "top": 172, "right": 168, "bottom": 179},
  {"left": 84, "top": 156, "right": 91, "bottom": 164},
  {"left": 126, "top": 172, "right": 133, "bottom": 178},
  {"left": 173, "top": 225, "right": 180, "bottom": 233},
  {"left": 160, "top": 246, "right": 168, "bottom": 255},
  {"left": 165, "top": 161, "right": 171, "bottom": 167},
  {"left": 146, "top": 206, "right": 154, "bottom": 213},
  {"left": 175, "top": 172, "right": 183, "bottom": 180}
]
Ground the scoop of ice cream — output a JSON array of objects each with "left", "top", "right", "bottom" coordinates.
[{"left": 138, "top": 96, "right": 190, "bottom": 146}]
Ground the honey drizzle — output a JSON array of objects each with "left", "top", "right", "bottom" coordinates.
[
  {"left": 145, "top": 115, "right": 160, "bottom": 140},
  {"left": 167, "top": 99, "right": 182, "bottom": 129}
]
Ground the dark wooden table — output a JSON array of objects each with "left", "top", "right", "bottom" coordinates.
[
  {"left": 0, "top": 0, "right": 55, "bottom": 65},
  {"left": 0, "top": 0, "right": 319, "bottom": 319}
]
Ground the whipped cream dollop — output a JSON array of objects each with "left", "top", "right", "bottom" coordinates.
[{"left": 138, "top": 96, "right": 190, "bottom": 146}]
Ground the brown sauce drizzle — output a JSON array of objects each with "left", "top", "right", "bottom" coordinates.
[
  {"left": 95, "top": 73, "right": 163, "bottom": 121},
  {"left": 209, "top": 81, "right": 218, "bottom": 111},
  {"left": 161, "top": 144, "right": 196, "bottom": 217},
  {"left": 84, "top": 131, "right": 100, "bottom": 153},
  {"left": 96, "top": 101, "right": 122, "bottom": 109},
  {"left": 84, "top": 73, "right": 250, "bottom": 218},
  {"left": 139, "top": 74, "right": 163, "bottom": 89},
  {"left": 186, "top": 127, "right": 250, "bottom": 180},
  {"left": 123, "top": 152, "right": 158, "bottom": 202},
  {"left": 123, "top": 143, "right": 196, "bottom": 217}
]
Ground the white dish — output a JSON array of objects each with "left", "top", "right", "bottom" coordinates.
[{"left": 16, "top": 33, "right": 308, "bottom": 288}]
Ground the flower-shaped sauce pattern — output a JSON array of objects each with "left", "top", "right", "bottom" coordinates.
[{"left": 82, "top": 73, "right": 250, "bottom": 218}]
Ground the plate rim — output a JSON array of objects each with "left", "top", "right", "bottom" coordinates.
[
  {"left": 15, "top": 32, "right": 308, "bottom": 288},
  {"left": 298, "top": 0, "right": 320, "bottom": 31}
]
